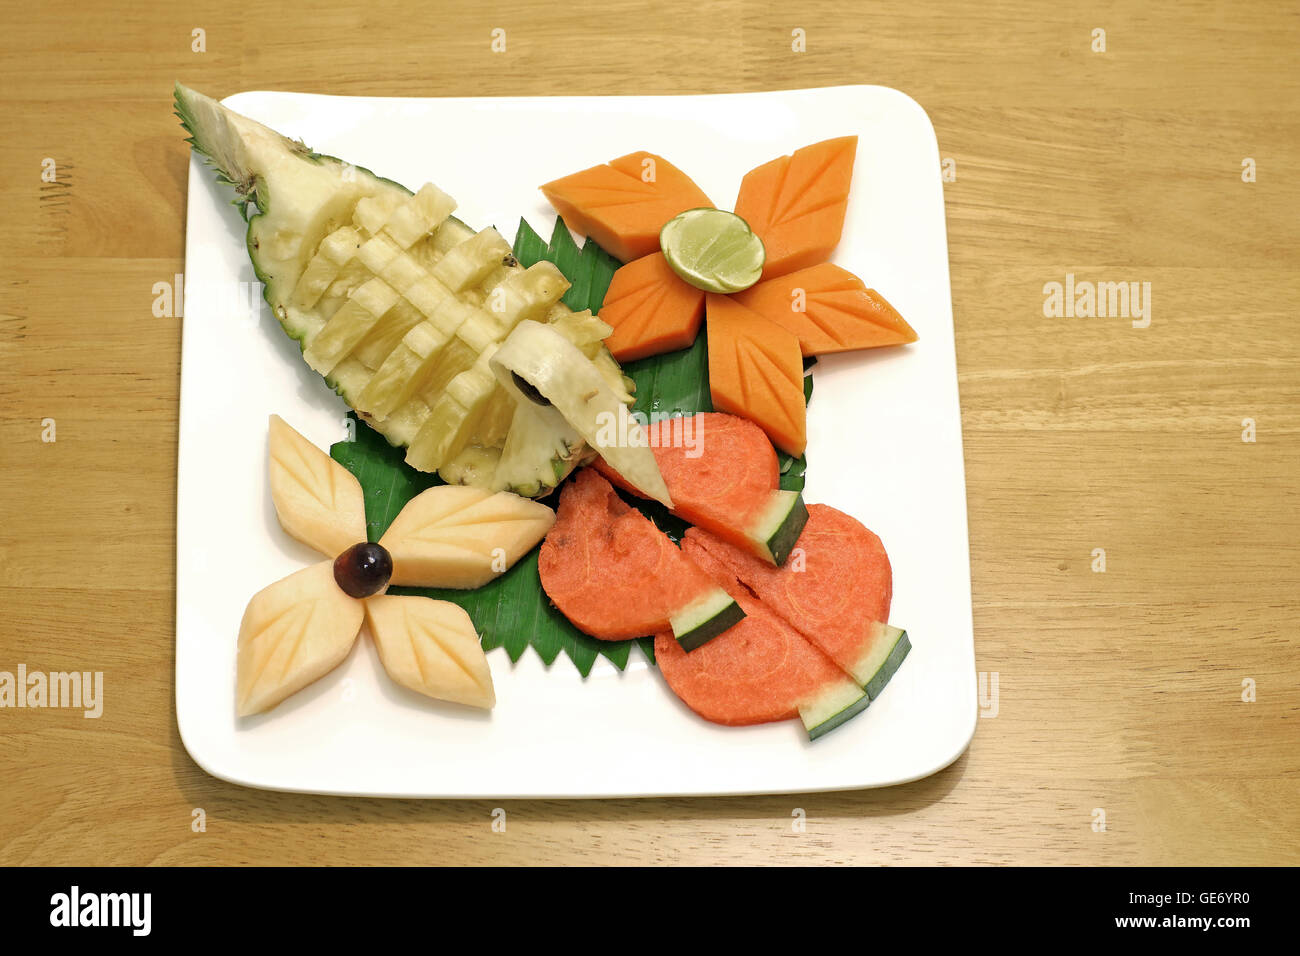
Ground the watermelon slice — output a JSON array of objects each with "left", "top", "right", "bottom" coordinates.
[
  {"left": 594, "top": 412, "right": 808, "bottom": 566},
  {"left": 538, "top": 469, "right": 743, "bottom": 650},
  {"left": 683, "top": 504, "right": 909, "bottom": 697},
  {"left": 656, "top": 537, "right": 870, "bottom": 739}
]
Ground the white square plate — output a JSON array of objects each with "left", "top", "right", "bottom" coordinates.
[{"left": 176, "top": 85, "right": 976, "bottom": 798}]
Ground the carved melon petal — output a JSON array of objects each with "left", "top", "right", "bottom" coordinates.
[
  {"left": 236, "top": 560, "right": 364, "bottom": 716},
  {"left": 379, "top": 485, "right": 556, "bottom": 588},
  {"left": 364, "top": 595, "right": 495, "bottom": 709},
  {"left": 268, "top": 415, "right": 367, "bottom": 557}
]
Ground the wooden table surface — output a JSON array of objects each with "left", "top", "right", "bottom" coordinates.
[{"left": 2, "top": 0, "right": 1297, "bottom": 866}]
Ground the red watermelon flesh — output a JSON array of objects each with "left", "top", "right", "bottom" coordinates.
[
  {"left": 654, "top": 537, "right": 861, "bottom": 727},
  {"left": 682, "top": 504, "right": 894, "bottom": 687},
  {"left": 538, "top": 469, "right": 733, "bottom": 642}
]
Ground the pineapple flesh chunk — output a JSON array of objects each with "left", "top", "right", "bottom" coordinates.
[
  {"left": 292, "top": 225, "right": 363, "bottom": 309},
  {"left": 379, "top": 247, "right": 437, "bottom": 296},
  {"left": 432, "top": 227, "right": 513, "bottom": 292},
  {"left": 438, "top": 444, "right": 502, "bottom": 489},
  {"left": 379, "top": 396, "right": 432, "bottom": 447},
  {"left": 482, "top": 261, "right": 570, "bottom": 330},
  {"left": 303, "top": 276, "right": 401, "bottom": 374},
  {"left": 315, "top": 259, "right": 371, "bottom": 322},
  {"left": 355, "top": 232, "right": 402, "bottom": 275},
  {"left": 402, "top": 273, "right": 455, "bottom": 317},
  {"left": 384, "top": 183, "right": 456, "bottom": 248},
  {"left": 431, "top": 217, "right": 476, "bottom": 254},
  {"left": 356, "top": 318, "right": 454, "bottom": 421},
  {"left": 549, "top": 308, "right": 613, "bottom": 359},
  {"left": 405, "top": 354, "right": 499, "bottom": 471},
  {"left": 353, "top": 193, "right": 402, "bottom": 236},
  {"left": 354, "top": 184, "right": 455, "bottom": 248},
  {"left": 352, "top": 298, "right": 424, "bottom": 371},
  {"left": 473, "top": 386, "right": 516, "bottom": 449}
]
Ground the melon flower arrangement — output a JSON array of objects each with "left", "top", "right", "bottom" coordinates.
[
  {"left": 237, "top": 415, "right": 554, "bottom": 716},
  {"left": 542, "top": 137, "right": 920, "bottom": 458}
]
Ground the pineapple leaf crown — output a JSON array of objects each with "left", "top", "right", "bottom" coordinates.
[{"left": 172, "top": 82, "right": 307, "bottom": 221}]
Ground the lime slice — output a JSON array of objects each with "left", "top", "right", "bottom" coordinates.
[{"left": 660, "top": 208, "right": 766, "bottom": 294}]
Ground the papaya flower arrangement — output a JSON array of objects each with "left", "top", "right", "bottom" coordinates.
[{"left": 546, "top": 138, "right": 919, "bottom": 459}]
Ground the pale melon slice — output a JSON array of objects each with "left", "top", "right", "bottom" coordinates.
[
  {"left": 236, "top": 560, "right": 364, "bottom": 716},
  {"left": 378, "top": 485, "right": 556, "bottom": 588},
  {"left": 268, "top": 415, "right": 367, "bottom": 558},
  {"left": 364, "top": 595, "right": 495, "bottom": 709}
]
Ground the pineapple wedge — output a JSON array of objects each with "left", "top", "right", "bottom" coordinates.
[{"left": 176, "top": 84, "right": 663, "bottom": 500}]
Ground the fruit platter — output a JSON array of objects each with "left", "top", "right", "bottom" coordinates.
[{"left": 175, "top": 85, "right": 976, "bottom": 797}]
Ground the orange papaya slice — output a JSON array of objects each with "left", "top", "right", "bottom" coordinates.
[
  {"left": 597, "top": 252, "right": 705, "bottom": 361},
  {"left": 730, "top": 262, "right": 917, "bottom": 356},
  {"left": 705, "top": 294, "right": 807, "bottom": 457},
  {"left": 540, "top": 152, "right": 714, "bottom": 263},
  {"left": 732, "top": 137, "right": 857, "bottom": 279}
]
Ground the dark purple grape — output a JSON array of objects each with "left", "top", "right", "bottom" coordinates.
[{"left": 333, "top": 542, "right": 392, "bottom": 599}]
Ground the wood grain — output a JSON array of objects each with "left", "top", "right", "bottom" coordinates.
[{"left": 1, "top": 0, "right": 1297, "bottom": 866}]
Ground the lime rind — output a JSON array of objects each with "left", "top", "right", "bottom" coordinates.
[{"left": 660, "top": 208, "right": 766, "bottom": 294}]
